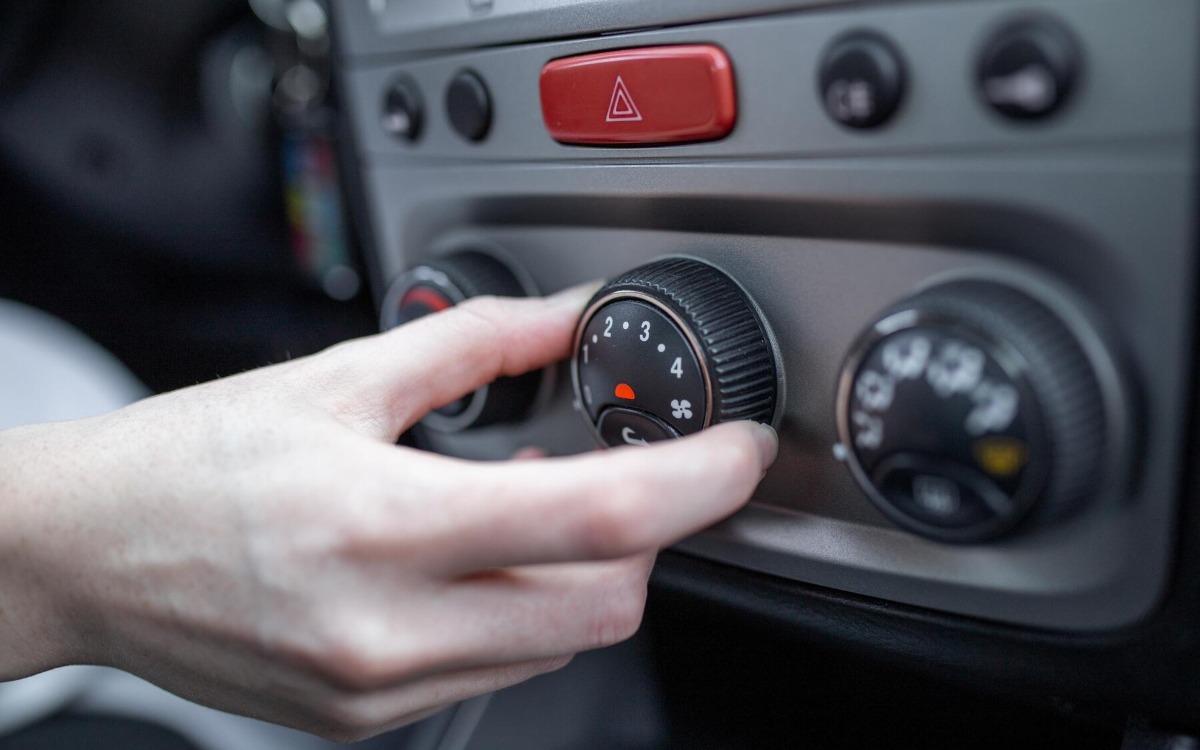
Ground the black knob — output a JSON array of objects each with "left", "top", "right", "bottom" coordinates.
[
  {"left": 818, "top": 31, "right": 906, "bottom": 130},
  {"left": 382, "top": 75, "right": 424, "bottom": 142},
  {"left": 976, "top": 15, "right": 1081, "bottom": 121},
  {"left": 572, "top": 257, "right": 779, "bottom": 448},
  {"left": 837, "top": 279, "right": 1118, "bottom": 542},
  {"left": 380, "top": 251, "right": 540, "bottom": 431},
  {"left": 446, "top": 69, "right": 492, "bottom": 142}
]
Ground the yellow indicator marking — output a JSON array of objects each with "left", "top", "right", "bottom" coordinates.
[{"left": 973, "top": 437, "right": 1028, "bottom": 478}]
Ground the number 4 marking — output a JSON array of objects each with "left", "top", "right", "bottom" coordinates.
[{"left": 670, "top": 357, "right": 683, "bottom": 378}]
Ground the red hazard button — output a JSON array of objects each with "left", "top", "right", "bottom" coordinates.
[{"left": 539, "top": 45, "right": 737, "bottom": 146}]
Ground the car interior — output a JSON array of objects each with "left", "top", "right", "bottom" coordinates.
[{"left": 1, "top": 0, "right": 1198, "bottom": 748}]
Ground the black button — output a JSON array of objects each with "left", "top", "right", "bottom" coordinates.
[
  {"left": 977, "top": 16, "right": 1080, "bottom": 120},
  {"left": 381, "top": 75, "right": 424, "bottom": 141},
  {"left": 818, "top": 31, "right": 906, "bottom": 129},
  {"left": 872, "top": 452, "right": 1017, "bottom": 534},
  {"left": 596, "top": 407, "right": 680, "bottom": 448},
  {"left": 446, "top": 69, "right": 492, "bottom": 142}
]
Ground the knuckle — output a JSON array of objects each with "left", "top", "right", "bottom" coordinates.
[
  {"left": 540, "top": 654, "right": 575, "bottom": 674},
  {"left": 323, "top": 643, "right": 442, "bottom": 693},
  {"left": 585, "top": 570, "right": 648, "bottom": 649},
  {"left": 577, "top": 489, "right": 656, "bottom": 556},
  {"left": 311, "top": 698, "right": 382, "bottom": 743},
  {"left": 279, "top": 615, "right": 426, "bottom": 693},
  {"left": 583, "top": 578, "right": 643, "bottom": 648},
  {"left": 451, "top": 296, "right": 528, "bottom": 374},
  {"left": 317, "top": 648, "right": 386, "bottom": 693},
  {"left": 453, "top": 296, "right": 510, "bottom": 334}
]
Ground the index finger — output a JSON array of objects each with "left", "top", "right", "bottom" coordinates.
[{"left": 419, "top": 421, "right": 779, "bottom": 572}]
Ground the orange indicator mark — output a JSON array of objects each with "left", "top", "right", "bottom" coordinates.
[
  {"left": 615, "top": 383, "right": 636, "bottom": 400},
  {"left": 973, "top": 437, "right": 1028, "bottom": 478}
]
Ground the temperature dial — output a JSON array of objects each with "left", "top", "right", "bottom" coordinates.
[
  {"left": 837, "top": 279, "right": 1117, "bottom": 542},
  {"left": 572, "top": 257, "right": 778, "bottom": 448},
  {"left": 381, "top": 250, "right": 541, "bottom": 432}
]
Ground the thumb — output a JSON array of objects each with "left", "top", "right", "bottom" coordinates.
[{"left": 301, "top": 283, "right": 597, "bottom": 440}]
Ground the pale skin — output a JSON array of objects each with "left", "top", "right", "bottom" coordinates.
[{"left": 0, "top": 284, "right": 778, "bottom": 741}]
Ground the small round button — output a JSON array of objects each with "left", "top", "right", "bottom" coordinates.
[
  {"left": 381, "top": 75, "right": 424, "bottom": 141},
  {"left": 977, "top": 16, "right": 1081, "bottom": 121},
  {"left": 818, "top": 31, "right": 906, "bottom": 130},
  {"left": 446, "top": 69, "right": 492, "bottom": 142},
  {"left": 597, "top": 408, "right": 680, "bottom": 448},
  {"left": 873, "top": 453, "right": 1015, "bottom": 533}
]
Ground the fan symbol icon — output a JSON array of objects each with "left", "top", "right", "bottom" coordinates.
[{"left": 671, "top": 399, "right": 693, "bottom": 420}]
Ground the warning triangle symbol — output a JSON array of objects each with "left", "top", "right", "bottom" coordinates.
[{"left": 605, "top": 75, "right": 643, "bottom": 122}]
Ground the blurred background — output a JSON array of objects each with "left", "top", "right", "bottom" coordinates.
[
  {"left": 0, "top": 0, "right": 375, "bottom": 395},
  {"left": 0, "top": 2, "right": 388, "bottom": 748}
]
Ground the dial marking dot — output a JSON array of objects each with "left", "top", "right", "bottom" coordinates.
[
  {"left": 657, "top": 344, "right": 666, "bottom": 353},
  {"left": 623, "top": 321, "right": 630, "bottom": 330},
  {"left": 592, "top": 334, "right": 598, "bottom": 344}
]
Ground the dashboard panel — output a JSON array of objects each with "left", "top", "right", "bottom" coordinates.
[{"left": 329, "top": 0, "right": 1200, "bottom": 742}]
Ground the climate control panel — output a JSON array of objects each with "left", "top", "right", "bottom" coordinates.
[{"left": 337, "top": 0, "right": 1195, "bottom": 630}]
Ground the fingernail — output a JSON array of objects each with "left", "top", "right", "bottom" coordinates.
[{"left": 751, "top": 422, "right": 779, "bottom": 468}]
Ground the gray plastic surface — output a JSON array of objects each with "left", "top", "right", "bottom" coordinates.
[
  {"left": 333, "top": 0, "right": 1198, "bottom": 631},
  {"left": 333, "top": 0, "right": 855, "bottom": 59}
]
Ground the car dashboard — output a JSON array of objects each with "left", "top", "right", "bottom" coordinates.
[
  {"left": 2, "top": 0, "right": 1198, "bottom": 748},
  {"left": 328, "top": 0, "right": 1200, "bottom": 747}
]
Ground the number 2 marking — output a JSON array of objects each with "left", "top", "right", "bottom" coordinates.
[
  {"left": 604, "top": 317, "right": 613, "bottom": 337},
  {"left": 640, "top": 321, "right": 651, "bottom": 342},
  {"left": 670, "top": 357, "right": 683, "bottom": 378}
]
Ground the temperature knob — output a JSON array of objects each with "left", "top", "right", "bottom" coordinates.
[
  {"left": 837, "top": 279, "right": 1119, "bottom": 542},
  {"left": 572, "top": 257, "right": 778, "bottom": 448},
  {"left": 381, "top": 250, "right": 541, "bottom": 431}
]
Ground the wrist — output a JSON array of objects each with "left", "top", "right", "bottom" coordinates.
[{"left": 0, "top": 421, "right": 93, "bottom": 677}]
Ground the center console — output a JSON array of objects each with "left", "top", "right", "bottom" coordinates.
[{"left": 329, "top": 0, "right": 1200, "bottom": 742}]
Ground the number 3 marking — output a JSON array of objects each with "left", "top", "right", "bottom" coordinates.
[{"left": 640, "top": 321, "right": 651, "bottom": 342}]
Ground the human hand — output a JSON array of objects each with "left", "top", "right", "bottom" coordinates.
[{"left": 0, "top": 286, "right": 778, "bottom": 740}]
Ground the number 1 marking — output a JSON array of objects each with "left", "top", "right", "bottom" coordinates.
[{"left": 583, "top": 344, "right": 589, "bottom": 364}]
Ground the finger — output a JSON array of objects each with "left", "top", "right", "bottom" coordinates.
[
  {"left": 299, "top": 555, "right": 653, "bottom": 695},
  {"left": 423, "top": 555, "right": 657, "bottom": 667},
  {"left": 419, "top": 421, "right": 778, "bottom": 571},
  {"left": 300, "top": 655, "right": 573, "bottom": 742},
  {"left": 303, "top": 284, "right": 598, "bottom": 439}
]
